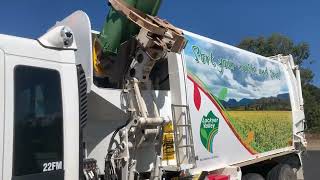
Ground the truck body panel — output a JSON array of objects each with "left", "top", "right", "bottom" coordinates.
[
  {"left": 0, "top": 49, "right": 4, "bottom": 180},
  {"left": 181, "top": 31, "right": 301, "bottom": 173},
  {"left": 83, "top": 29, "right": 306, "bottom": 176}
]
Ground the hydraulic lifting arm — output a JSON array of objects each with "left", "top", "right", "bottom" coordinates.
[{"left": 93, "top": 0, "right": 187, "bottom": 179}]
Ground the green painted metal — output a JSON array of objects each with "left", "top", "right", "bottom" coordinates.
[
  {"left": 136, "top": 0, "right": 162, "bottom": 16},
  {"left": 128, "top": 0, "right": 162, "bottom": 36},
  {"left": 98, "top": 0, "right": 136, "bottom": 56},
  {"left": 98, "top": 0, "right": 162, "bottom": 56}
]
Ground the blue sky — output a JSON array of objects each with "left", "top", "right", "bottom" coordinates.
[
  {"left": 184, "top": 33, "right": 290, "bottom": 101},
  {"left": 0, "top": 0, "right": 319, "bottom": 86}
]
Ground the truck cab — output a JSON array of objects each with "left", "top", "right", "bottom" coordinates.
[{"left": 0, "top": 34, "right": 83, "bottom": 180}]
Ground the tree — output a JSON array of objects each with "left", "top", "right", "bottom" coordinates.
[
  {"left": 238, "top": 33, "right": 320, "bottom": 132},
  {"left": 302, "top": 84, "right": 320, "bottom": 132},
  {"left": 238, "top": 33, "right": 310, "bottom": 66}
]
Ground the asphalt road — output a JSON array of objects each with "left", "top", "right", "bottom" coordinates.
[{"left": 302, "top": 150, "right": 320, "bottom": 180}]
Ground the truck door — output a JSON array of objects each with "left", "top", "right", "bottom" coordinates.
[
  {"left": 3, "top": 55, "right": 65, "bottom": 180},
  {"left": 0, "top": 49, "right": 4, "bottom": 180}
]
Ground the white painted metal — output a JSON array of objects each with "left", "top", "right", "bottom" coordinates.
[
  {"left": 168, "top": 52, "right": 188, "bottom": 114},
  {"left": 0, "top": 49, "right": 4, "bottom": 180},
  {"left": 177, "top": 31, "right": 305, "bottom": 175},
  {"left": 54, "top": 11, "right": 94, "bottom": 92},
  {"left": 0, "top": 34, "right": 80, "bottom": 179},
  {"left": 2, "top": 54, "right": 14, "bottom": 180},
  {"left": 60, "top": 64, "right": 80, "bottom": 180},
  {"left": 295, "top": 67, "right": 304, "bottom": 109},
  {"left": 137, "top": 90, "right": 172, "bottom": 172},
  {"left": 164, "top": 44, "right": 306, "bottom": 174},
  {"left": 85, "top": 87, "right": 128, "bottom": 172},
  {"left": 3, "top": 54, "right": 79, "bottom": 180},
  {"left": 235, "top": 149, "right": 295, "bottom": 167},
  {"left": 269, "top": 55, "right": 306, "bottom": 143},
  {"left": 167, "top": 52, "right": 189, "bottom": 168},
  {"left": 0, "top": 34, "right": 76, "bottom": 64},
  {"left": 85, "top": 87, "right": 172, "bottom": 173},
  {"left": 38, "top": 26, "right": 77, "bottom": 49}
]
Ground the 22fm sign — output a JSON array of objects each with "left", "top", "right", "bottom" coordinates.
[{"left": 43, "top": 161, "right": 63, "bottom": 172}]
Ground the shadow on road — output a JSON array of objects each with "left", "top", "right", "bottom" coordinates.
[{"left": 302, "top": 150, "right": 320, "bottom": 180}]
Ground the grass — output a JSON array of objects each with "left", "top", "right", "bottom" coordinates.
[{"left": 227, "top": 111, "right": 293, "bottom": 153}]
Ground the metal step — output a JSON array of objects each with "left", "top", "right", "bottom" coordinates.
[
  {"left": 171, "top": 104, "right": 196, "bottom": 169},
  {"left": 176, "top": 124, "right": 191, "bottom": 127},
  {"left": 177, "top": 144, "right": 194, "bottom": 148}
]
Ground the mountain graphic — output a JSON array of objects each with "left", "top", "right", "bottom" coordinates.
[{"left": 221, "top": 93, "right": 291, "bottom": 111}]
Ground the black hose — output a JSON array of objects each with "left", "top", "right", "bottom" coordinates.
[{"left": 105, "top": 115, "right": 132, "bottom": 180}]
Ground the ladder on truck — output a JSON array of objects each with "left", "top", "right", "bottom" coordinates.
[{"left": 171, "top": 104, "right": 196, "bottom": 170}]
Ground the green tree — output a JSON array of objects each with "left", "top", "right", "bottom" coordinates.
[
  {"left": 302, "top": 84, "right": 320, "bottom": 132},
  {"left": 238, "top": 33, "right": 320, "bottom": 132},
  {"left": 238, "top": 33, "right": 310, "bottom": 65}
]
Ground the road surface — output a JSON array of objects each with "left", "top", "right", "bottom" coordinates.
[{"left": 302, "top": 150, "right": 320, "bottom": 180}]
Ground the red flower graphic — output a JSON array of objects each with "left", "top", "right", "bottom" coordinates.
[{"left": 193, "top": 82, "right": 201, "bottom": 111}]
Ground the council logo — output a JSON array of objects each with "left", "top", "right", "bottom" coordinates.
[{"left": 200, "top": 111, "right": 219, "bottom": 153}]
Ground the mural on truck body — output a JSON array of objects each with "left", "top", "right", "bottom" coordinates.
[{"left": 182, "top": 32, "right": 293, "bottom": 169}]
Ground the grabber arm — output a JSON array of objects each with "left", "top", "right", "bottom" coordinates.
[
  {"left": 109, "top": 0, "right": 187, "bottom": 55},
  {"left": 103, "top": 1, "right": 187, "bottom": 179}
]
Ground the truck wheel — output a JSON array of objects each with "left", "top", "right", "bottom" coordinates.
[
  {"left": 242, "top": 173, "right": 265, "bottom": 180},
  {"left": 266, "top": 164, "right": 297, "bottom": 180}
]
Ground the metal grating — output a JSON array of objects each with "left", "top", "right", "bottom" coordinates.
[
  {"left": 171, "top": 104, "right": 196, "bottom": 169},
  {"left": 77, "top": 65, "right": 88, "bottom": 128},
  {"left": 77, "top": 65, "right": 88, "bottom": 180}
]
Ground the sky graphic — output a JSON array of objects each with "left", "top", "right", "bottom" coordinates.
[
  {"left": 0, "top": 0, "right": 318, "bottom": 86},
  {"left": 184, "top": 33, "right": 290, "bottom": 101}
]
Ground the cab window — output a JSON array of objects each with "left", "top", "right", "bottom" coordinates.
[{"left": 13, "top": 66, "right": 63, "bottom": 177}]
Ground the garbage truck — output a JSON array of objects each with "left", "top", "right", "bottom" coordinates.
[{"left": 0, "top": 0, "right": 306, "bottom": 179}]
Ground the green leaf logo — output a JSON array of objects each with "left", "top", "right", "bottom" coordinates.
[
  {"left": 200, "top": 111, "right": 219, "bottom": 153},
  {"left": 218, "top": 87, "right": 228, "bottom": 101},
  {"left": 200, "top": 128, "right": 208, "bottom": 141}
]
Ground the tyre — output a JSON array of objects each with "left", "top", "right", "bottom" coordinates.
[
  {"left": 266, "top": 164, "right": 297, "bottom": 180},
  {"left": 242, "top": 173, "right": 265, "bottom": 180}
]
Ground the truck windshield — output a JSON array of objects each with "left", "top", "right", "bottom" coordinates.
[{"left": 13, "top": 66, "right": 63, "bottom": 176}]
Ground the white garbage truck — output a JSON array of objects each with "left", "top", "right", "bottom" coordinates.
[{"left": 0, "top": 1, "right": 306, "bottom": 180}]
